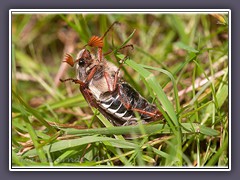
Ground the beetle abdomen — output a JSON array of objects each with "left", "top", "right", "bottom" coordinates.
[
  {"left": 98, "top": 82, "right": 161, "bottom": 126},
  {"left": 100, "top": 91, "right": 135, "bottom": 124}
]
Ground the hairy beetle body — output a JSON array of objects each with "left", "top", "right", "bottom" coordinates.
[{"left": 61, "top": 22, "right": 162, "bottom": 126}]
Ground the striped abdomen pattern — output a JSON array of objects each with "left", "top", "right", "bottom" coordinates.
[{"left": 99, "top": 82, "right": 160, "bottom": 126}]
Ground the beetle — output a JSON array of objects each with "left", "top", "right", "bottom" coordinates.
[{"left": 60, "top": 21, "right": 162, "bottom": 126}]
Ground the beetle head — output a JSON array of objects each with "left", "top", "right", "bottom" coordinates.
[{"left": 75, "top": 49, "right": 94, "bottom": 67}]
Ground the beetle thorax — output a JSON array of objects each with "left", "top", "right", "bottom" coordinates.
[{"left": 75, "top": 48, "right": 123, "bottom": 101}]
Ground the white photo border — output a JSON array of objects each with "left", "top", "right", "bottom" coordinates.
[{"left": 9, "top": 9, "right": 231, "bottom": 171}]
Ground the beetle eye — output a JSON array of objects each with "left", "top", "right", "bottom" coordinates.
[{"left": 78, "top": 58, "right": 85, "bottom": 66}]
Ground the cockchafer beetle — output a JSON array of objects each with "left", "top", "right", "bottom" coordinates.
[{"left": 60, "top": 21, "right": 162, "bottom": 126}]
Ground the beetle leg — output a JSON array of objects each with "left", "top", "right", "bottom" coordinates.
[
  {"left": 104, "top": 72, "right": 114, "bottom": 92},
  {"left": 60, "top": 78, "right": 85, "bottom": 86},
  {"left": 131, "top": 108, "right": 161, "bottom": 118},
  {"left": 102, "top": 55, "right": 129, "bottom": 92},
  {"left": 117, "top": 92, "right": 162, "bottom": 119},
  {"left": 102, "top": 21, "right": 120, "bottom": 39},
  {"left": 102, "top": 66, "right": 120, "bottom": 92},
  {"left": 103, "top": 44, "right": 134, "bottom": 56},
  {"left": 111, "top": 55, "right": 129, "bottom": 90},
  {"left": 60, "top": 66, "right": 98, "bottom": 87},
  {"left": 80, "top": 87, "right": 98, "bottom": 108},
  {"left": 98, "top": 47, "right": 103, "bottom": 62},
  {"left": 112, "top": 71, "right": 119, "bottom": 91},
  {"left": 128, "top": 104, "right": 161, "bottom": 119},
  {"left": 85, "top": 66, "right": 98, "bottom": 83}
]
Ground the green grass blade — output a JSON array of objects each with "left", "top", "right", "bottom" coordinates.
[
  {"left": 61, "top": 123, "right": 219, "bottom": 136},
  {"left": 23, "top": 136, "right": 139, "bottom": 157},
  {"left": 176, "top": 41, "right": 199, "bottom": 53}
]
